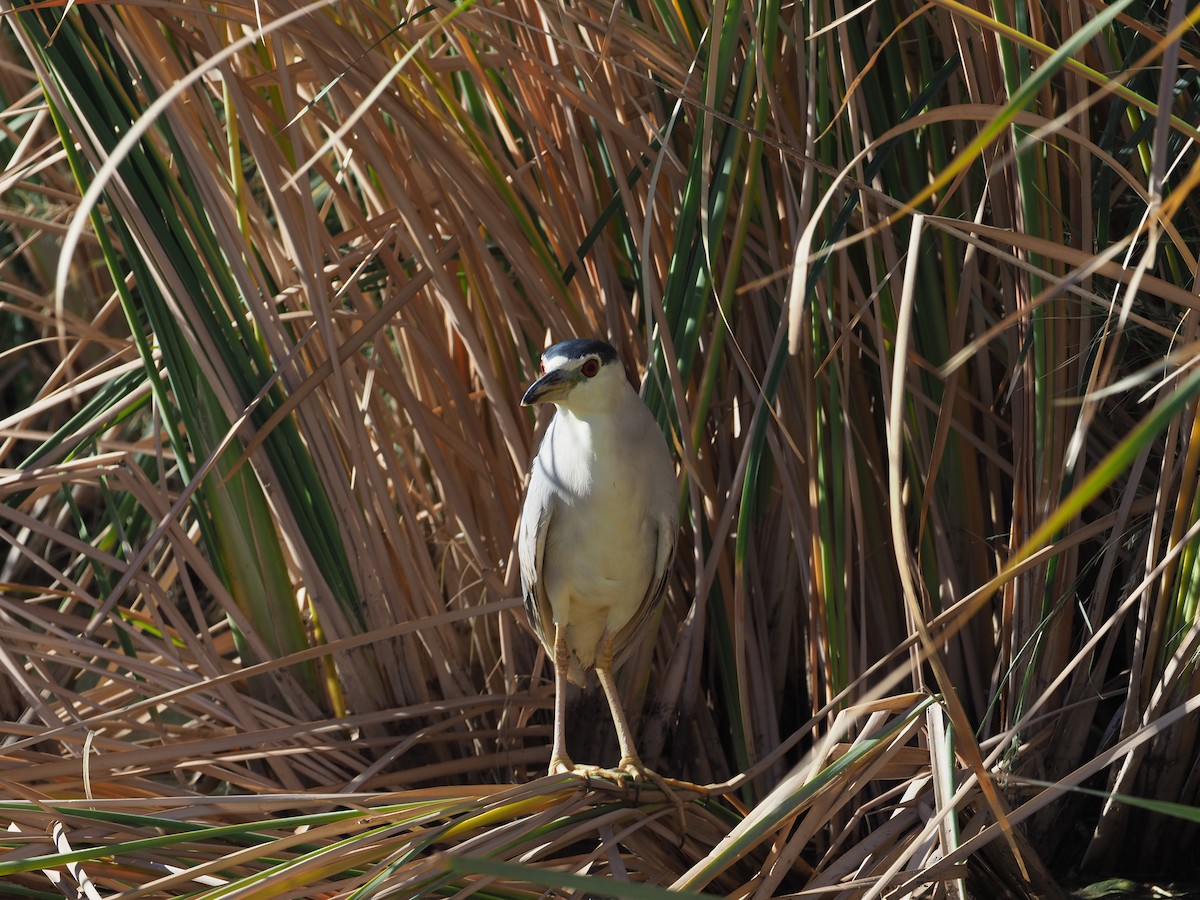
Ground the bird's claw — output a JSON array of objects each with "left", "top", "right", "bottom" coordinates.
[
  {"left": 615, "top": 756, "right": 660, "bottom": 794},
  {"left": 617, "top": 759, "right": 709, "bottom": 799},
  {"left": 570, "top": 757, "right": 691, "bottom": 837},
  {"left": 546, "top": 757, "right": 705, "bottom": 839}
]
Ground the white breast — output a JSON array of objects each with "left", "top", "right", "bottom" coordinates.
[{"left": 533, "top": 401, "right": 672, "bottom": 670}]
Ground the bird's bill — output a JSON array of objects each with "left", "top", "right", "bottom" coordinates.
[{"left": 521, "top": 369, "right": 575, "bottom": 405}]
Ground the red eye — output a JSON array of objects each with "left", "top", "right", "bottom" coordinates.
[
  {"left": 540, "top": 360, "right": 547, "bottom": 374},
  {"left": 581, "top": 359, "right": 600, "bottom": 378}
]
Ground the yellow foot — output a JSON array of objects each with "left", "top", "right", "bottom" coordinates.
[
  {"left": 547, "top": 756, "right": 575, "bottom": 776},
  {"left": 580, "top": 756, "right": 694, "bottom": 837},
  {"left": 615, "top": 758, "right": 709, "bottom": 797}
]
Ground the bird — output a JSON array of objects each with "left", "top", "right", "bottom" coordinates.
[{"left": 518, "top": 337, "right": 678, "bottom": 786}]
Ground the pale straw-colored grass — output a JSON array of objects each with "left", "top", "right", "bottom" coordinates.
[{"left": 1, "top": 0, "right": 1198, "bottom": 896}]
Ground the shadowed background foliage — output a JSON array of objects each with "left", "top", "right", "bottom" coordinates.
[{"left": 1, "top": 0, "right": 1199, "bottom": 895}]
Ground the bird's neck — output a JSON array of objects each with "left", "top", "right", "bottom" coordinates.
[{"left": 553, "top": 381, "right": 634, "bottom": 420}]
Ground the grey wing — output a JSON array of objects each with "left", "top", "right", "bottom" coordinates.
[
  {"left": 612, "top": 515, "right": 676, "bottom": 669},
  {"left": 519, "top": 465, "right": 556, "bottom": 655}
]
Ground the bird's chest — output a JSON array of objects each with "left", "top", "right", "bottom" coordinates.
[
  {"left": 545, "top": 502, "right": 656, "bottom": 611},
  {"left": 536, "top": 416, "right": 657, "bottom": 599},
  {"left": 536, "top": 413, "right": 647, "bottom": 503}
]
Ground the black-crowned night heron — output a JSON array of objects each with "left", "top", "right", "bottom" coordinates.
[{"left": 519, "top": 338, "right": 677, "bottom": 785}]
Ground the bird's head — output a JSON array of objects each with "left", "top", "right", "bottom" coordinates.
[{"left": 521, "top": 339, "right": 625, "bottom": 411}]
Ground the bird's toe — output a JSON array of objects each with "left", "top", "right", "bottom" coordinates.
[
  {"left": 614, "top": 757, "right": 689, "bottom": 836},
  {"left": 617, "top": 756, "right": 648, "bottom": 782}
]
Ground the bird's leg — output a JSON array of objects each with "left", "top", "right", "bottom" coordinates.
[
  {"left": 547, "top": 624, "right": 573, "bottom": 775},
  {"left": 593, "top": 662, "right": 644, "bottom": 777},
  {"left": 594, "top": 638, "right": 688, "bottom": 832}
]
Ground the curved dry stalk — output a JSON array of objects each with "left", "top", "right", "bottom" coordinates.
[{"left": 2, "top": 0, "right": 1200, "bottom": 895}]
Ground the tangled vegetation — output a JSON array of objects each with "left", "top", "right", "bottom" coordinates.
[{"left": 1, "top": 0, "right": 1198, "bottom": 896}]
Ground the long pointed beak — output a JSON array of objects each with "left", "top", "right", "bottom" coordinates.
[{"left": 522, "top": 369, "right": 574, "bottom": 406}]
